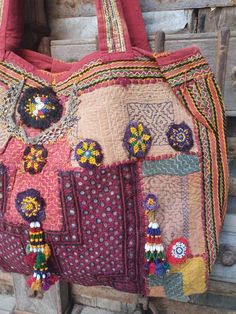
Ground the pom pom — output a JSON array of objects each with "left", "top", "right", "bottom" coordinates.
[
  {"left": 26, "top": 276, "right": 35, "bottom": 287},
  {"left": 149, "top": 262, "right": 156, "bottom": 275},
  {"left": 24, "top": 252, "right": 37, "bottom": 267},
  {"left": 31, "top": 280, "right": 42, "bottom": 292}
]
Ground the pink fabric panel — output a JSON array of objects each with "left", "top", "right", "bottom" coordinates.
[{"left": 2, "top": 138, "right": 72, "bottom": 231}]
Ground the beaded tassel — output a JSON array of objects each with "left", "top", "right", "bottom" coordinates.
[
  {"left": 15, "top": 189, "right": 58, "bottom": 293},
  {"left": 143, "top": 194, "right": 170, "bottom": 276}
]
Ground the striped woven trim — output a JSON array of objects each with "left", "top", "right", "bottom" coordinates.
[
  {"left": 102, "top": 0, "right": 126, "bottom": 53},
  {"left": 0, "top": 59, "right": 165, "bottom": 93},
  {"left": 160, "top": 53, "right": 212, "bottom": 88}
]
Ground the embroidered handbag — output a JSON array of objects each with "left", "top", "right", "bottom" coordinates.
[{"left": 0, "top": 0, "right": 228, "bottom": 299}]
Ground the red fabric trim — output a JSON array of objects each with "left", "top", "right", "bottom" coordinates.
[
  {"left": 0, "top": 0, "right": 24, "bottom": 60},
  {"left": 156, "top": 45, "right": 201, "bottom": 66},
  {"left": 95, "top": 0, "right": 108, "bottom": 52},
  {"left": 120, "top": 0, "right": 150, "bottom": 51}
]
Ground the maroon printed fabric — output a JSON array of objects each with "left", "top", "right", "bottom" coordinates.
[{"left": 0, "top": 163, "right": 146, "bottom": 294}]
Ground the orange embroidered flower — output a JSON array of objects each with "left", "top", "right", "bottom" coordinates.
[{"left": 23, "top": 145, "right": 48, "bottom": 175}]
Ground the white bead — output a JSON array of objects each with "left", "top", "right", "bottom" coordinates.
[
  {"left": 42, "top": 274, "right": 46, "bottom": 279},
  {"left": 30, "top": 222, "right": 34, "bottom": 228},
  {"left": 36, "top": 222, "right": 40, "bottom": 228},
  {"left": 37, "top": 274, "right": 40, "bottom": 280},
  {"left": 152, "top": 222, "right": 159, "bottom": 229}
]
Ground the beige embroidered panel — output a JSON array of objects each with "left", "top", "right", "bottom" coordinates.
[{"left": 0, "top": 0, "right": 4, "bottom": 27}]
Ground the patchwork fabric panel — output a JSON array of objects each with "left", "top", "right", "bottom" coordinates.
[
  {"left": 47, "top": 163, "right": 145, "bottom": 294},
  {"left": 171, "top": 257, "right": 207, "bottom": 296},
  {"left": 3, "top": 138, "right": 72, "bottom": 231},
  {"left": 142, "top": 155, "right": 205, "bottom": 256},
  {"left": 72, "top": 83, "right": 197, "bottom": 166}
]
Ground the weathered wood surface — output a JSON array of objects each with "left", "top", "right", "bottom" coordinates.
[
  {"left": 13, "top": 274, "right": 71, "bottom": 314},
  {"left": 23, "top": 0, "right": 49, "bottom": 50},
  {"left": 151, "top": 297, "right": 236, "bottom": 313},
  {"left": 48, "top": 12, "right": 188, "bottom": 41},
  {"left": 196, "top": 7, "right": 236, "bottom": 32},
  {"left": 215, "top": 27, "right": 230, "bottom": 92},
  {"left": 45, "top": 0, "right": 236, "bottom": 18},
  {"left": 51, "top": 31, "right": 236, "bottom": 114}
]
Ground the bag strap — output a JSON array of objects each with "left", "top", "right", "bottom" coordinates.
[
  {"left": 95, "top": 0, "right": 133, "bottom": 53},
  {"left": 120, "top": 0, "right": 150, "bottom": 51},
  {"left": 0, "top": 0, "right": 150, "bottom": 58},
  {"left": 96, "top": 0, "right": 150, "bottom": 53},
  {"left": 0, "top": 0, "right": 24, "bottom": 60}
]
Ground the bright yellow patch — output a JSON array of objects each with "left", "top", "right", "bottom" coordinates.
[
  {"left": 171, "top": 257, "right": 207, "bottom": 295},
  {"left": 142, "top": 134, "right": 151, "bottom": 141},
  {"left": 141, "top": 143, "right": 146, "bottom": 152},
  {"left": 128, "top": 137, "right": 136, "bottom": 144},
  {"left": 89, "top": 157, "right": 96, "bottom": 165},
  {"left": 130, "top": 127, "right": 138, "bottom": 136},
  {"left": 89, "top": 142, "right": 96, "bottom": 149},
  {"left": 138, "top": 123, "right": 143, "bottom": 134},
  {"left": 80, "top": 156, "right": 87, "bottom": 163},
  {"left": 82, "top": 142, "right": 88, "bottom": 150},
  {"left": 92, "top": 150, "right": 100, "bottom": 156},
  {"left": 133, "top": 144, "right": 139, "bottom": 154},
  {"left": 76, "top": 149, "right": 84, "bottom": 156}
]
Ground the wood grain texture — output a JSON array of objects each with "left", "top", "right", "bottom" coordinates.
[
  {"left": 13, "top": 274, "right": 71, "bottom": 314},
  {"left": 215, "top": 27, "right": 230, "bottom": 92},
  {"left": 45, "top": 0, "right": 236, "bottom": 18},
  {"left": 140, "top": 0, "right": 236, "bottom": 11}
]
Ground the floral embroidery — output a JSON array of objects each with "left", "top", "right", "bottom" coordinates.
[
  {"left": 124, "top": 121, "right": 152, "bottom": 158},
  {"left": 15, "top": 189, "right": 58, "bottom": 293},
  {"left": 166, "top": 238, "right": 190, "bottom": 265},
  {"left": 15, "top": 189, "right": 45, "bottom": 223},
  {"left": 166, "top": 122, "right": 193, "bottom": 151},
  {"left": 75, "top": 139, "right": 103, "bottom": 169},
  {"left": 18, "top": 87, "right": 63, "bottom": 130},
  {"left": 143, "top": 194, "right": 159, "bottom": 212},
  {"left": 144, "top": 193, "right": 170, "bottom": 276},
  {"left": 23, "top": 145, "right": 48, "bottom": 175}
]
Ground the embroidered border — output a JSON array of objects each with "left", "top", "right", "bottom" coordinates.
[
  {"left": 0, "top": 60, "right": 164, "bottom": 94},
  {"left": 102, "top": 0, "right": 126, "bottom": 53}
]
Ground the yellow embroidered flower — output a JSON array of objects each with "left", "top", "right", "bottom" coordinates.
[
  {"left": 124, "top": 122, "right": 152, "bottom": 158},
  {"left": 23, "top": 145, "right": 48, "bottom": 175},
  {"left": 75, "top": 139, "right": 103, "bottom": 169}
]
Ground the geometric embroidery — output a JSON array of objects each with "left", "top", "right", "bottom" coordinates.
[
  {"left": 164, "top": 273, "right": 184, "bottom": 299},
  {"left": 148, "top": 273, "right": 185, "bottom": 299},
  {"left": 127, "top": 102, "right": 174, "bottom": 146}
]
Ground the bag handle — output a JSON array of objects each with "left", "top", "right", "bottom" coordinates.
[
  {"left": 0, "top": 0, "right": 150, "bottom": 58},
  {"left": 0, "top": 0, "right": 24, "bottom": 60},
  {"left": 95, "top": 0, "right": 133, "bottom": 53},
  {"left": 120, "top": 0, "right": 150, "bottom": 51},
  {"left": 96, "top": 0, "right": 150, "bottom": 53}
]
